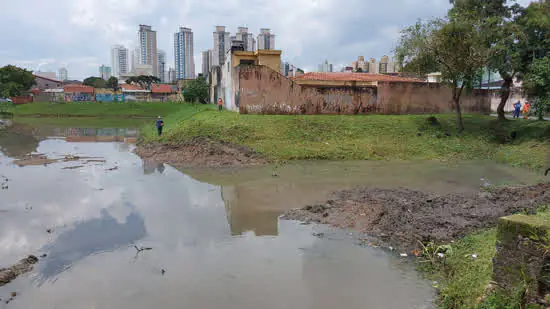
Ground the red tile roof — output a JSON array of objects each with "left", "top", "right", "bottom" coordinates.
[
  {"left": 151, "top": 84, "right": 174, "bottom": 93},
  {"left": 33, "top": 75, "right": 62, "bottom": 83},
  {"left": 293, "top": 72, "right": 424, "bottom": 83},
  {"left": 63, "top": 84, "right": 94, "bottom": 93}
]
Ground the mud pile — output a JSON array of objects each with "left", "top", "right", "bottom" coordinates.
[
  {"left": 135, "top": 137, "right": 266, "bottom": 167},
  {"left": 0, "top": 255, "right": 38, "bottom": 287},
  {"left": 282, "top": 183, "right": 550, "bottom": 250}
]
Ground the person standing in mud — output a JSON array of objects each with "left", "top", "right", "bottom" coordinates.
[
  {"left": 156, "top": 116, "right": 164, "bottom": 136},
  {"left": 218, "top": 98, "right": 223, "bottom": 112}
]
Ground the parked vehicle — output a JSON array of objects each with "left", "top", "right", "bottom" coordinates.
[{"left": 0, "top": 98, "right": 12, "bottom": 103}]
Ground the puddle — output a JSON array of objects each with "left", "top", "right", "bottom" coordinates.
[{"left": 0, "top": 122, "right": 545, "bottom": 309}]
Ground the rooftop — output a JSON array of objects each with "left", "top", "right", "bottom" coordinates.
[
  {"left": 151, "top": 84, "right": 175, "bottom": 94},
  {"left": 33, "top": 74, "right": 62, "bottom": 83},
  {"left": 293, "top": 72, "right": 424, "bottom": 83},
  {"left": 63, "top": 84, "right": 94, "bottom": 93}
]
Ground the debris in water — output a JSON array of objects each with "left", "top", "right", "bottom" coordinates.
[
  {"left": 62, "top": 165, "right": 85, "bottom": 170},
  {"left": 46, "top": 228, "right": 52, "bottom": 234},
  {"left": 161, "top": 269, "right": 166, "bottom": 276},
  {"left": 10, "top": 292, "right": 16, "bottom": 298},
  {"left": 312, "top": 232, "right": 324, "bottom": 238},
  {"left": 106, "top": 166, "right": 119, "bottom": 171},
  {"left": 40, "top": 254, "right": 47, "bottom": 258},
  {"left": 400, "top": 253, "right": 408, "bottom": 257},
  {"left": 1, "top": 176, "right": 8, "bottom": 190},
  {"left": 0, "top": 255, "right": 38, "bottom": 287}
]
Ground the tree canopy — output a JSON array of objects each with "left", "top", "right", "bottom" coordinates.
[
  {"left": 83, "top": 76, "right": 106, "bottom": 88},
  {"left": 125, "top": 75, "right": 160, "bottom": 90},
  {"left": 106, "top": 76, "right": 119, "bottom": 92},
  {"left": 183, "top": 76, "right": 209, "bottom": 103},
  {"left": 0, "top": 65, "right": 36, "bottom": 97}
]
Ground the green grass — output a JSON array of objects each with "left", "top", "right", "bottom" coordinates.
[
  {"left": 425, "top": 207, "right": 550, "bottom": 309},
  {"left": 13, "top": 116, "right": 151, "bottom": 128},
  {"left": 140, "top": 105, "right": 550, "bottom": 171},
  {"left": 6, "top": 101, "right": 186, "bottom": 118}
]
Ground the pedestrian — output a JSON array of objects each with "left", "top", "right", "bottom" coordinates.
[
  {"left": 523, "top": 101, "right": 531, "bottom": 119},
  {"left": 218, "top": 98, "right": 223, "bottom": 112},
  {"left": 513, "top": 101, "right": 522, "bottom": 119},
  {"left": 156, "top": 116, "right": 164, "bottom": 136}
]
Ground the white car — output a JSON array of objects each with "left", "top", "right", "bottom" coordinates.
[{"left": 0, "top": 98, "right": 12, "bottom": 103}]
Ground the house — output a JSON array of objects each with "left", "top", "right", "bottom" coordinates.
[
  {"left": 120, "top": 84, "right": 149, "bottom": 102},
  {"left": 151, "top": 84, "right": 176, "bottom": 101},
  {"left": 64, "top": 85, "right": 94, "bottom": 102},
  {"left": 33, "top": 75, "right": 63, "bottom": 91}
]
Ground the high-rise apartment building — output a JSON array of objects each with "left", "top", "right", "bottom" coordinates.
[
  {"left": 111, "top": 45, "right": 129, "bottom": 78},
  {"left": 168, "top": 67, "right": 176, "bottom": 83},
  {"left": 157, "top": 49, "right": 167, "bottom": 82},
  {"left": 257, "top": 28, "right": 275, "bottom": 50},
  {"left": 99, "top": 65, "right": 112, "bottom": 80},
  {"left": 131, "top": 47, "right": 140, "bottom": 73},
  {"left": 58, "top": 67, "right": 68, "bottom": 81},
  {"left": 174, "top": 27, "right": 195, "bottom": 80},
  {"left": 138, "top": 25, "right": 158, "bottom": 76},
  {"left": 318, "top": 60, "right": 333, "bottom": 72},
  {"left": 202, "top": 49, "right": 212, "bottom": 77},
  {"left": 235, "top": 27, "right": 255, "bottom": 52},
  {"left": 212, "top": 26, "right": 231, "bottom": 66}
]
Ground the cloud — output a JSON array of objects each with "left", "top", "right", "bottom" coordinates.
[{"left": 0, "top": 0, "right": 532, "bottom": 79}]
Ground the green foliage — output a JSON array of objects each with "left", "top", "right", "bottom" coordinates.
[
  {"left": 0, "top": 65, "right": 36, "bottom": 97},
  {"left": 125, "top": 75, "right": 161, "bottom": 90},
  {"left": 83, "top": 76, "right": 106, "bottom": 88},
  {"left": 183, "top": 76, "right": 209, "bottom": 103},
  {"left": 106, "top": 76, "right": 119, "bottom": 92}
]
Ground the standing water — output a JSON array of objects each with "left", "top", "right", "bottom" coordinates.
[{"left": 0, "top": 122, "right": 543, "bottom": 308}]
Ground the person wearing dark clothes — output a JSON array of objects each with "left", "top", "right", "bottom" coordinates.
[
  {"left": 513, "top": 101, "right": 522, "bottom": 119},
  {"left": 156, "top": 116, "right": 164, "bottom": 136}
]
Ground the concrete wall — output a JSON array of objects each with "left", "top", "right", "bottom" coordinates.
[
  {"left": 489, "top": 89, "right": 528, "bottom": 113},
  {"left": 236, "top": 66, "right": 491, "bottom": 115}
]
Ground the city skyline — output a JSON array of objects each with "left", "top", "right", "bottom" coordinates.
[
  {"left": 3, "top": 0, "right": 532, "bottom": 79},
  {"left": 174, "top": 27, "right": 195, "bottom": 80}
]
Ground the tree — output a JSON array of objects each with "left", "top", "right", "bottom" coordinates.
[
  {"left": 125, "top": 75, "right": 160, "bottom": 90},
  {"left": 396, "top": 18, "right": 487, "bottom": 132},
  {"left": 448, "top": 0, "right": 526, "bottom": 121},
  {"left": 0, "top": 65, "right": 36, "bottom": 97},
  {"left": 83, "top": 76, "right": 106, "bottom": 88},
  {"left": 106, "top": 76, "right": 119, "bottom": 92},
  {"left": 523, "top": 56, "right": 550, "bottom": 120},
  {"left": 183, "top": 76, "right": 209, "bottom": 103}
]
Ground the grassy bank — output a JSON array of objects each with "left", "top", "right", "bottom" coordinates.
[
  {"left": 140, "top": 105, "right": 550, "bottom": 171},
  {"left": 13, "top": 116, "right": 151, "bottom": 128},
  {"left": 427, "top": 208, "right": 550, "bottom": 309},
  {"left": 6, "top": 102, "right": 184, "bottom": 118}
]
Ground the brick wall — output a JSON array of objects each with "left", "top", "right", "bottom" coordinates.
[{"left": 236, "top": 66, "right": 491, "bottom": 115}]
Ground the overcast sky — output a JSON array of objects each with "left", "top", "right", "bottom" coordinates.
[{"left": 0, "top": 0, "right": 533, "bottom": 80}]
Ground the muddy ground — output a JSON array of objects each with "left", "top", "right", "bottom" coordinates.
[
  {"left": 0, "top": 255, "right": 38, "bottom": 287},
  {"left": 282, "top": 183, "right": 550, "bottom": 251},
  {"left": 135, "top": 137, "right": 266, "bottom": 167}
]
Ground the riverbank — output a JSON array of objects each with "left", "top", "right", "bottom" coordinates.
[
  {"left": 138, "top": 105, "right": 550, "bottom": 171},
  {"left": 5, "top": 101, "right": 186, "bottom": 118},
  {"left": 281, "top": 184, "right": 550, "bottom": 308}
]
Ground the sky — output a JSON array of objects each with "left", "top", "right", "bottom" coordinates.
[{"left": 0, "top": 0, "right": 533, "bottom": 80}]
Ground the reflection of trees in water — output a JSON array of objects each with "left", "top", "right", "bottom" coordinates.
[
  {"left": 0, "top": 124, "right": 41, "bottom": 157},
  {"left": 142, "top": 159, "right": 165, "bottom": 175}
]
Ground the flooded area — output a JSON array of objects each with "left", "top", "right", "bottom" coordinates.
[{"left": 0, "top": 121, "right": 545, "bottom": 308}]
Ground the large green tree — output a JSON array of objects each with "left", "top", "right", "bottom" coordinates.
[
  {"left": 449, "top": 0, "right": 526, "bottom": 120},
  {"left": 523, "top": 56, "right": 550, "bottom": 120},
  {"left": 83, "top": 76, "right": 106, "bottom": 88},
  {"left": 106, "top": 76, "right": 119, "bottom": 92},
  {"left": 396, "top": 18, "right": 487, "bottom": 132},
  {"left": 0, "top": 65, "right": 36, "bottom": 97},
  {"left": 125, "top": 75, "right": 160, "bottom": 90},
  {"left": 183, "top": 76, "right": 209, "bottom": 103}
]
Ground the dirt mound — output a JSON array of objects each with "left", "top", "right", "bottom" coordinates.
[
  {"left": 0, "top": 255, "right": 38, "bottom": 287},
  {"left": 135, "top": 137, "right": 266, "bottom": 167},
  {"left": 282, "top": 183, "right": 550, "bottom": 250}
]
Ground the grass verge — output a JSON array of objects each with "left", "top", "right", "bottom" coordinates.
[
  {"left": 6, "top": 101, "right": 185, "bottom": 118},
  {"left": 139, "top": 105, "right": 550, "bottom": 171},
  {"left": 424, "top": 208, "right": 550, "bottom": 309}
]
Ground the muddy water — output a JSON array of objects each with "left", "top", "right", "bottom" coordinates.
[{"left": 0, "top": 123, "right": 544, "bottom": 309}]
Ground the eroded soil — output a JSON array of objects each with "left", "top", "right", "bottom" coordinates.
[
  {"left": 0, "top": 255, "right": 38, "bottom": 287},
  {"left": 282, "top": 183, "right": 550, "bottom": 251},
  {"left": 135, "top": 137, "right": 266, "bottom": 167}
]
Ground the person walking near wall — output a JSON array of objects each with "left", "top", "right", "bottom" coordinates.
[
  {"left": 513, "top": 101, "right": 522, "bottom": 119},
  {"left": 218, "top": 98, "right": 223, "bottom": 112},
  {"left": 156, "top": 116, "right": 164, "bottom": 136},
  {"left": 523, "top": 102, "right": 531, "bottom": 119}
]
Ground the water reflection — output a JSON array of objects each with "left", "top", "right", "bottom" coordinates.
[{"left": 37, "top": 208, "right": 146, "bottom": 283}]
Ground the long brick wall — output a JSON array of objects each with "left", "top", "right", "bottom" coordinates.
[{"left": 235, "top": 66, "right": 491, "bottom": 115}]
